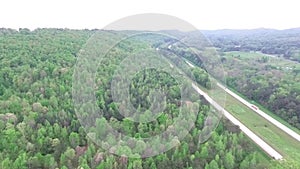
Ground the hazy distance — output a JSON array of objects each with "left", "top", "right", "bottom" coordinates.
[{"left": 1, "top": 0, "right": 299, "bottom": 31}]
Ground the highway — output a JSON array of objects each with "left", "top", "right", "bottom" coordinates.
[
  {"left": 192, "top": 83, "right": 283, "bottom": 160},
  {"left": 186, "top": 59, "right": 300, "bottom": 142},
  {"left": 185, "top": 60, "right": 195, "bottom": 68},
  {"left": 183, "top": 59, "right": 283, "bottom": 160},
  {"left": 217, "top": 82, "right": 300, "bottom": 142}
]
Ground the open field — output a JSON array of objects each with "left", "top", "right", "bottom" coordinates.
[{"left": 224, "top": 51, "right": 300, "bottom": 75}]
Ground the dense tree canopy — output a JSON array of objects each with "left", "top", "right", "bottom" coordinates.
[
  {"left": 0, "top": 28, "right": 277, "bottom": 168},
  {"left": 217, "top": 51, "right": 300, "bottom": 129}
]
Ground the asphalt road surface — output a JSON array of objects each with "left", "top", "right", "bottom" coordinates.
[
  {"left": 217, "top": 82, "right": 300, "bottom": 142},
  {"left": 192, "top": 83, "right": 283, "bottom": 160}
]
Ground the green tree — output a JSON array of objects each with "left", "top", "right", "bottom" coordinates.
[
  {"left": 240, "top": 158, "right": 250, "bottom": 169},
  {"left": 13, "top": 152, "right": 27, "bottom": 169},
  {"left": 224, "top": 151, "right": 235, "bottom": 169},
  {"left": 44, "top": 154, "right": 57, "bottom": 169},
  {"left": 69, "top": 132, "right": 80, "bottom": 148},
  {"left": 205, "top": 160, "right": 219, "bottom": 169},
  {"left": 1, "top": 158, "right": 12, "bottom": 169},
  {"left": 199, "top": 146, "right": 209, "bottom": 159}
]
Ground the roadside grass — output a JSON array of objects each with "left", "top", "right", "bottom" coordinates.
[
  {"left": 221, "top": 51, "right": 300, "bottom": 134},
  {"left": 195, "top": 83, "right": 272, "bottom": 166},
  {"left": 210, "top": 84, "right": 300, "bottom": 162},
  {"left": 224, "top": 84, "right": 300, "bottom": 135},
  {"left": 249, "top": 139, "right": 273, "bottom": 168},
  {"left": 182, "top": 51, "right": 300, "bottom": 165}
]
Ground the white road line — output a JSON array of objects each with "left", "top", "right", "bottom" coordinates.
[
  {"left": 217, "top": 82, "right": 300, "bottom": 142},
  {"left": 185, "top": 60, "right": 195, "bottom": 68}
]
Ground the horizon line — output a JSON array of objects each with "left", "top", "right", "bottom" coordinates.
[{"left": 1, "top": 27, "right": 300, "bottom": 32}]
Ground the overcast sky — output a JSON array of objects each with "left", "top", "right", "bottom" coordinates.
[{"left": 1, "top": 0, "right": 299, "bottom": 30}]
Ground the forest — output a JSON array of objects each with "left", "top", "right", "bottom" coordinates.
[
  {"left": 202, "top": 28, "right": 300, "bottom": 130},
  {"left": 203, "top": 28, "right": 300, "bottom": 62},
  {"left": 219, "top": 51, "right": 300, "bottom": 129},
  {"left": 0, "top": 28, "right": 298, "bottom": 169}
]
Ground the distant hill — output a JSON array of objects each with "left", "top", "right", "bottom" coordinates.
[
  {"left": 201, "top": 28, "right": 300, "bottom": 36},
  {"left": 201, "top": 28, "right": 300, "bottom": 62}
]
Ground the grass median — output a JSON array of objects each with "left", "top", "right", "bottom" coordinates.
[{"left": 209, "top": 84, "right": 300, "bottom": 162}]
